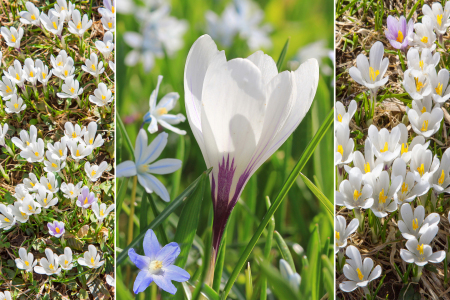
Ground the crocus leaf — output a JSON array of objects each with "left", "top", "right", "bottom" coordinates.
[
  {"left": 116, "top": 177, "right": 129, "bottom": 225},
  {"left": 276, "top": 38, "right": 290, "bottom": 71},
  {"left": 299, "top": 172, "right": 333, "bottom": 218},
  {"left": 117, "top": 110, "right": 135, "bottom": 160},
  {"left": 273, "top": 231, "right": 296, "bottom": 273}
]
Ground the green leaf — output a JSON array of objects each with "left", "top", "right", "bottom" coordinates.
[
  {"left": 273, "top": 231, "right": 296, "bottom": 273},
  {"left": 116, "top": 168, "right": 212, "bottom": 265},
  {"left": 299, "top": 172, "right": 333, "bottom": 218},
  {"left": 117, "top": 110, "right": 135, "bottom": 160},
  {"left": 116, "top": 177, "right": 129, "bottom": 222},
  {"left": 258, "top": 259, "right": 299, "bottom": 300},
  {"left": 220, "top": 108, "right": 333, "bottom": 300},
  {"left": 276, "top": 38, "right": 290, "bottom": 71}
]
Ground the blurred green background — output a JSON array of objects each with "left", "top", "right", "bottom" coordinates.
[{"left": 116, "top": 0, "right": 335, "bottom": 299}]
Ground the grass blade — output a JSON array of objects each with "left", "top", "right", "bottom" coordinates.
[
  {"left": 276, "top": 38, "right": 290, "bottom": 71},
  {"left": 299, "top": 172, "right": 334, "bottom": 218},
  {"left": 116, "top": 177, "right": 129, "bottom": 218},
  {"left": 273, "top": 231, "right": 296, "bottom": 273},
  {"left": 117, "top": 110, "right": 135, "bottom": 160}
]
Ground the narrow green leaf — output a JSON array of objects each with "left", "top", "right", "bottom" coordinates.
[
  {"left": 171, "top": 134, "right": 185, "bottom": 200},
  {"left": 117, "top": 110, "right": 135, "bottom": 160},
  {"left": 273, "top": 231, "right": 296, "bottom": 273},
  {"left": 407, "top": 0, "right": 421, "bottom": 22},
  {"left": 116, "top": 177, "right": 129, "bottom": 218},
  {"left": 213, "top": 229, "right": 226, "bottom": 293},
  {"left": 140, "top": 193, "right": 149, "bottom": 233},
  {"left": 192, "top": 228, "right": 213, "bottom": 300},
  {"left": 245, "top": 263, "right": 253, "bottom": 300},
  {"left": 261, "top": 196, "right": 275, "bottom": 300},
  {"left": 276, "top": 38, "right": 290, "bottom": 71},
  {"left": 299, "top": 173, "right": 333, "bottom": 218}
]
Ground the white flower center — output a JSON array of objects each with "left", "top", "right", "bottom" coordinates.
[{"left": 148, "top": 260, "right": 163, "bottom": 274}]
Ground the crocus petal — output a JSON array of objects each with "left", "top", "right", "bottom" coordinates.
[{"left": 133, "top": 270, "right": 154, "bottom": 294}]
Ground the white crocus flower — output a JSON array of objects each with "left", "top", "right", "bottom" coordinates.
[
  {"left": 279, "top": 259, "right": 301, "bottom": 291},
  {"left": 406, "top": 48, "right": 440, "bottom": 78},
  {"left": 92, "top": 202, "right": 115, "bottom": 222},
  {"left": 5, "top": 60, "right": 25, "bottom": 88},
  {"left": 336, "top": 168, "right": 374, "bottom": 210},
  {"left": 106, "top": 275, "right": 115, "bottom": 287},
  {"left": 335, "top": 215, "right": 359, "bottom": 253},
  {"left": 5, "top": 94, "right": 26, "bottom": 114},
  {"left": 403, "top": 68, "right": 432, "bottom": 101},
  {"left": 43, "top": 151, "right": 66, "bottom": 173},
  {"left": 344, "top": 138, "right": 383, "bottom": 181},
  {"left": 15, "top": 247, "right": 37, "bottom": 272},
  {"left": 60, "top": 182, "right": 82, "bottom": 199},
  {"left": 391, "top": 158, "right": 430, "bottom": 204},
  {"left": 335, "top": 123, "right": 354, "bottom": 166},
  {"left": 39, "top": 172, "right": 59, "bottom": 193},
  {"left": 77, "top": 245, "right": 105, "bottom": 269},
  {"left": 55, "top": 59, "right": 75, "bottom": 81},
  {"left": 428, "top": 66, "right": 450, "bottom": 105},
  {"left": 85, "top": 161, "right": 108, "bottom": 182},
  {"left": 408, "top": 15, "right": 437, "bottom": 52},
  {"left": 369, "top": 171, "right": 402, "bottom": 218},
  {"left": 57, "top": 76, "right": 84, "bottom": 99},
  {"left": 35, "top": 187, "right": 58, "bottom": 209},
  {"left": 400, "top": 225, "right": 445, "bottom": 266},
  {"left": 422, "top": 2, "right": 450, "bottom": 37},
  {"left": 23, "top": 173, "right": 40, "bottom": 192},
  {"left": 0, "top": 204, "right": 16, "bottom": 230},
  {"left": 117, "top": 130, "right": 182, "bottom": 202},
  {"left": 23, "top": 58, "right": 39, "bottom": 86},
  {"left": 51, "top": 50, "right": 71, "bottom": 70},
  {"left": 47, "top": 137, "right": 69, "bottom": 161},
  {"left": 13, "top": 184, "right": 30, "bottom": 202},
  {"left": 0, "top": 75, "right": 17, "bottom": 100},
  {"left": 349, "top": 41, "right": 389, "bottom": 103},
  {"left": 398, "top": 204, "right": 439, "bottom": 240},
  {"left": 98, "top": 0, "right": 115, "bottom": 17},
  {"left": 36, "top": 59, "right": 52, "bottom": 87},
  {"left": 95, "top": 31, "right": 114, "bottom": 59},
  {"left": 339, "top": 245, "right": 382, "bottom": 293},
  {"left": 19, "top": 195, "right": 41, "bottom": 215},
  {"left": 397, "top": 123, "right": 429, "bottom": 163},
  {"left": 335, "top": 100, "right": 357, "bottom": 127},
  {"left": 12, "top": 125, "right": 37, "bottom": 150},
  {"left": 429, "top": 147, "right": 450, "bottom": 194},
  {"left": 20, "top": 138, "right": 45, "bottom": 163},
  {"left": 10, "top": 202, "right": 29, "bottom": 223},
  {"left": 0, "top": 292, "right": 12, "bottom": 300},
  {"left": 68, "top": 9, "right": 92, "bottom": 37},
  {"left": 67, "top": 141, "right": 93, "bottom": 161},
  {"left": 1, "top": 26, "right": 24, "bottom": 51},
  {"left": 57, "top": 247, "right": 74, "bottom": 270},
  {"left": 0, "top": 123, "right": 8, "bottom": 147},
  {"left": 410, "top": 145, "right": 439, "bottom": 184},
  {"left": 34, "top": 248, "right": 61, "bottom": 276},
  {"left": 368, "top": 125, "right": 401, "bottom": 164},
  {"left": 101, "top": 14, "right": 115, "bottom": 32},
  {"left": 19, "top": 2, "right": 41, "bottom": 27},
  {"left": 81, "top": 53, "right": 104, "bottom": 78},
  {"left": 54, "top": 0, "right": 75, "bottom": 22},
  {"left": 143, "top": 75, "right": 186, "bottom": 135},
  {"left": 40, "top": 10, "right": 64, "bottom": 38},
  {"left": 64, "top": 122, "right": 86, "bottom": 143},
  {"left": 82, "top": 122, "right": 104, "bottom": 149},
  {"left": 407, "top": 106, "right": 443, "bottom": 138},
  {"left": 89, "top": 82, "right": 113, "bottom": 106}
]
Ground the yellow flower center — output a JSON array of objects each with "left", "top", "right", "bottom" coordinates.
[
  {"left": 44, "top": 198, "right": 47, "bottom": 204},
  {"left": 72, "top": 132, "right": 77, "bottom": 138},
  {"left": 102, "top": 95, "right": 106, "bottom": 100},
  {"left": 401, "top": 182, "right": 408, "bottom": 194},
  {"left": 51, "top": 163, "right": 57, "bottom": 168},
  {"left": 64, "top": 70, "right": 68, "bottom": 76},
  {"left": 421, "top": 120, "right": 429, "bottom": 132},
  {"left": 437, "top": 14, "right": 443, "bottom": 26},
  {"left": 91, "top": 170, "right": 96, "bottom": 176},
  {"left": 91, "top": 64, "right": 96, "bottom": 71},
  {"left": 353, "top": 189, "right": 362, "bottom": 201},
  {"left": 337, "top": 114, "right": 342, "bottom": 122},
  {"left": 70, "top": 87, "right": 75, "bottom": 94},
  {"left": 52, "top": 22, "right": 57, "bottom": 29},
  {"left": 379, "top": 189, "right": 388, "bottom": 203},
  {"left": 11, "top": 35, "right": 16, "bottom": 43},
  {"left": 380, "top": 142, "right": 388, "bottom": 153},
  {"left": 364, "top": 162, "right": 371, "bottom": 173},
  {"left": 59, "top": 149, "right": 63, "bottom": 156},
  {"left": 84, "top": 197, "right": 88, "bottom": 205},
  {"left": 70, "top": 191, "right": 74, "bottom": 195},
  {"left": 335, "top": 231, "right": 340, "bottom": 240},
  {"left": 417, "top": 243, "right": 424, "bottom": 255},
  {"left": 417, "top": 163, "right": 425, "bottom": 177},
  {"left": 150, "top": 260, "right": 163, "bottom": 270},
  {"left": 4, "top": 217, "right": 10, "bottom": 222},
  {"left": 6, "top": 86, "right": 11, "bottom": 93},
  {"left": 14, "top": 103, "right": 18, "bottom": 109},
  {"left": 31, "top": 14, "right": 36, "bottom": 20},
  {"left": 42, "top": 72, "right": 46, "bottom": 79},
  {"left": 401, "top": 143, "right": 409, "bottom": 156},
  {"left": 356, "top": 268, "right": 364, "bottom": 280},
  {"left": 369, "top": 67, "right": 380, "bottom": 81},
  {"left": 25, "top": 261, "right": 29, "bottom": 266},
  {"left": 58, "top": 61, "right": 62, "bottom": 66},
  {"left": 16, "top": 73, "right": 20, "bottom": 80},
  {"left": 100, "top": 209, "right": 104, "bottom": 216},
  {"left": 414, "top": 77, "right": 424, "bottom": 92},
  {"left": 396, "top": 30, "right": 404, "bottom": 43},
  {"left": 76, "top": 149, "right": 80, "bottom": 156},
  {"left": 77, "top": 22, "right": 82, "bottom": 30},
  {"left": 337, "top": 145, "right": 344, "bottom": 156},
  {"left": 28, "top": 205, "right": 33, "bottom": 211},
  {"left": 112, "top": 6, "right": 115, "bottom": 13},
  {"left": 47, "top": 183, "right": 52, "bottom": 190},
  {"left": 438, "top": 169, "right": 445, "bottom": 185},
  {"left": 91, "top": 257, "right": 94, "bottom": 264},
  {"left": 21, "top": 212, "right": 26, "bottom": 216},
  {"left": 89, "top": 138, "right": 93, "bottom": 144},
  {"left": 436, "top": 83, "right": 443, "bottom": 96},
  {"left": 157, "top": 107, "right": 168, "bottom": 116},
  {"left": 421, "top": 36, "right": 428, "bottom": 43},
  {"left": 29, "top": 71, "right": 34, "bottom": 77},
  {"left": 421, "top": 106, "right": 426, "bottom": 113},
  {"left": 30, "top": 182, "right": 35, "bottom": 187},
  {"left": 65, "top": 260, "right": 68, "bottom": 265},
  {"left": 34, "top": 151, "right": 39, "bottom": 156},
  {"left": 56, "top": 227, "right": 60, "bottom": 233},
  {"left": 49, "top": 264, "right": 54, "bottom": 270},
  {"left": 108, "top": 22, "right": 112, "bottom": 28},
  {"left": 412, "top": 218, "right": 419, "bottom": 231},
  {"left": 419, "top": 60, "right": 424, "bottom": 70}
]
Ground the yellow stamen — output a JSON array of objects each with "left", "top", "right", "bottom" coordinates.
[
  {"left": 11, "top": 35, "right": 16, "bottom": 43},
  {"left": 379, "top": 189, "right": 388, "bottom": 203},
  {"left": 70, "top": 87, "right": 75, "bottom": 94},
  {"left": 412, "top": 218, "right": 419, "bottom": 231},
  {"left": 421, "top": 106, "right": 426, "bottom": 113},
  {"left": 419, "top": 60, "right": 424, "bottom": 70},
  {"left": 437, "top": 14, "right": 443, "bottom": 26},
  {"left": 16, "top": 73, "right": 20, "bottom": 80},
  {"left": 42, "top": 72, "right": 46, "bottom": 79},
  {"left": 157, "top": 107, "right": 168, "bottom": 115},
  {"left": 91, "top": 170, "right": 96, "bottom": 177},
  {"left": 64, "top": 70, "right": 68, "bottom": 76},
  {"left": 59, "top": 149, "right": 63, "bottom": 156},
  {"left": 337, "top": 145, "right": 344, "bottom": 156},
  {"left": 417, "top": 163, "right": 425, "bottom": 176},
  {"left": 26, "top": 141, "right": 30, "bottom": 146},
  {"left": 72, "top": 132, "right": 77, "bottom": 138},
  {"left": 31, "top": 14, "right": 36, "bottom": 20},
  {"left": 77, "top": 21, "right": 82, "bottom": 30},
  {"left": 108, "top": 22, "right": 112, "bottom": 28},
  {"left": 6, "top": 86, "right": 11, "bottom": 93},
  {"left": 337, "top": 114, "right": 342, "bottom": 122},
  {"left": 380, "top": 142, "right": 388, "bottom": 153},
  {"left": 34, "top": 151, "right": 39, "bottom": 156},
  {"left": 58, "top": 61, "right": 62, "bottom": 66},
  {"left": 70, "top": 191, "right": 74, "bottom": 195},
  {"left": 76, "top": 149, "right": 80, "bottom": 156},
  {"left": 369, "top": 67, "right": 380, "bottom": 81},
  {"left": 396, "top": 30, "right": 404, "bottom": 43},
  {"left": 414, "top": 77, "right": 424, "bottom": 92},
  {"left": 21, "top": 212, "right": 26, "bottom": 216},
  {"left": 112, "top": 6, "right": 115, "bottom": 13},
  {"left": 47, "top": 183, "right": 52, "bottom": 190},
  {"left": 421, "top": 120, "right": 429, "bottom": 132},
  {"left": 335, "top": 231, "right": 340, "bottom": 240},
  {"left": 436, "top": 82, "right": 443, "bottom": 96},
  {"left": 55, "top": 227, "right": 60, "bottom": 233},
  {"left": 100, "top": 209, "right": 104, "bottom": 216},
  {"left": 89, "top": 138, "right": 93, "bottom": 144},
  {"left": 91, "top": 64, "right": 96, "bottom": 71},
  {"left": 401, "top": 182, "right": 408, "bottom": 194},
  {"left": 356, "top": 268, "right": 364, "bottom": 280},
  {"left": 439, "top": 169, "right": 445, "bottom": 185},
  {"left": 49, "top": 264, "right": 54, "bottom": 270},
  {"left": 417, "top": 243, "right": 424, "bottom": 255},
  {"left": 401, "top": 143, "right": 409, "bottom": 156},
  {"left": 14, "top": 103, "right": 18, "bottom": 109},
  {"left": 52, "top": 22, "right": 57, "bottom": 30},
  {"left": 91, "top": 257, "right": 94, "bottom": 264},
  {"left": 25, "top": 261, "right": 29, "bottom": 266},
  {"left": 421, "top": 36, "right": 428, "bottom": 43},
  {"left": 65, "top": 260, "right": 68, "bottom": 265},
  {"left": 28, "top": 205, "right": 32, "bottom": 211},
  {"left": 84, "top": 197, "right": 88, "bottom": 205},
  {"left": 44, "top": 198, "right": 47, "bottom": 204},
  {"left": 364, "top": 162, "right": 371, "bottom": 173},
  {"left": 30, "top": 182, "right": 35, "bottom": 187},
  {"left": 51, "top": 163, "right": 57, "bottom": 168},
  {"left": 353, "top": 189, "right": 362, "bottom": 201},
  {"left": 29, "top": 71, "right": 34, "bottom": 77},
  {"left": 4, "top": 217, "right": 10, "bottom": 222}
]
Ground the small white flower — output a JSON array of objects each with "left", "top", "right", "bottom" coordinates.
[
  {"left": 54, "top": 59, "right": 75, "bottom": 81},
  {"left": 335, "top": 215, "right": 359, "bottom": 253},
  {"left": 428, "top": 67, "right": 450, "bottom": 105},
  {"left": 82, "top": 122, "right": 104, "bottom": 149},
  {"left": 408, "top": 15, "right": 437, "bottom": 52},
  {"left": 109, "top": 61, "right": 115, "bottom": 72},
  {"left": 34, "top": 248, "right": 61, "bottom": 276},
  {"left": 67, "top": 140, "right": 93, "bottom": 161},
  {"left": 410, "top": 142, "right": 440, "bottom": 184},
  {"left": 19, "top": 2, "right": 42, "bottom": 27},
  {"left": 47, "top": 137, "right": 69, "bottom": 161},
  {"left": 0, "top": 123, "right": 8, "bottom": 146},
  {"left": 339, "top": 246, "right": 382, "bottom": 293},
  {"left": 60, "top": 182, "right": 82, "bottom": 199},
  {"left": 85, "top": 161, "right": 108, "bottom": 182},
  {"left": 98, "top": 0, "right": 115, "bottom": 17},
  {"left": 20, "top": 138, "right": 45, "bottom": 163},
  {"left": 77, "top": 245, "right": 105, "bottom": 269},
  {"left": 95, "top": 31, "right": 114, "bottom": 58},
  {"left": 89, "top": 82, "right": 113, "bottom": 106},
  {"left": 0, "top": 292, "right": 12, "bottom": 300},
  {"left": 51, "top": 50, "right": 72, "bottom": 74},
  {"left": 19, "top": 194, "right": 41, "bottom": 215},
  {"left": 279, "top": 259, "right": 301, "bottom": 291},
  {"left": 9, "top": 202, "right": 29, "bottom": 223},
  {"left": 368, "top": 124, "right": 401, "bottom": 164},
  {"left": 106, "top": 274, "right": 115, "bottom": 287},
  {"left": 5, "top": 59, "right": 25, "bottom": 87},
  {"left": 82, "top": 53, "right": 104, "bottom": 77},
  {"left": 23, "top": 172, "right": 40, "bottom": 192},
  {"left": 400, "top": 225, "right": 445, "bottom": 266},
  {"left": 57, "top": 247, "right": 74, "bottom": 270},
  {"left": 335, "top": 100, "right": 357, "bottom": 127},
  {"left": 64, "top": 122, "right": 86, "bottom": 143},
  {"left": 12, "top": 125, "right": 37, "bottom": 150},
  {"left": 0, "top": 75, "right": 17, "bottom": 100},
  {"left": 369, "top": 171, "right": 402, "bottom": 218},
  {"left": 336, "top": 168, "right": 374, "bottom": 210},
  {"left": 406, "top": 48, "right": 440, "bottom": 78},
  {"left": 429, "top": 147, "right": 450, "bottom": 194},
  {"left": 68, "top": 9, "right": 92, "bottom": 37},
  {"left": 422, "top": 2, "right": 450, "bottom": 36},
  {"left": 39, "top": 172, "right": 59, "bottom": 193},
  {"left": 101, "top": 14, "right": 115, "bottom": 32},
  {"left": 92, "top": 202, "right": 115, "bottom": 222},
  {"left": 344, "top": 138, "right": 383, "bottom": 181},
  {"left": 391, "top": 158, "right": 430, "bottom": 204},
  {"left": 403, "top": 68, "right": 432, "bottom": 101},
  {"left": 0, "top": 204, "right": 16, "bottom": 230},
  {"left": 397, "top": 123, "right": 429, "bottom": 163},
  {"left": 143, "top": 75, "right": 186, "bottom": 135},
  {"left": 23, "top": 58, "right": 39, "bottom": 86},
  {"left": 5, "top": 94, "right": 26, "bottom": 114},
  {"left": 335, "top": 123, "right": 354, "bottom": 166},
  {"left": 15, "top": 247, "right": 37, "bottom": 272},
  {"left": 13, "top": 184, "right": 30, "bottom": 202},
  {"left": 44, "top": 151, "right": 66, "bottom": 172},
  {"left": 1, "top": 26, "right": 24, "bottom": 50},
  {"left": 53, "top": 0, "right": 75, "bottom": 22},
  {"left": 57, "top": 76, "right": 84, "bottom": 99},
  {"left": 398, "top": 204, "right": 439, "bottom": 240},
  {"left": 40, "top": 10, "right": 65, "bottom": 38},
  {"left": 408, "top": 105, "right": 443, "bottom": 138},
  {"left": 36, "top": 59, "right": 52, "bottom": 86},
  {"left": 35, "top": 186, "right": 58, "bottom": 209}
]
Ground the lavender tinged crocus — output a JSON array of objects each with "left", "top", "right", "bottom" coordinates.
[
  {"left": 128, "top": 229, "right": 190, "bottom": 294},
  {"left": 76, "top": 186, "right": 97, "bottom": 208},
  {"left": 47, "top": 220, "right": 65, "bottom": 238},
  {"left": 184, "top": 35, "right": 318, "bottom": 262},
  {"left": 385, "top": 15, "right": 413, "bottom": 51}
]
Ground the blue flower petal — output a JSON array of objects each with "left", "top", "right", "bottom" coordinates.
[
  {"left": 128, "top": 248, "right": 150, "bottom": 270},
  {"left": 153, "top": 274, "right": 177, "bottom": 295},
  {"left": 143, "top": 112, "right": 152, "bottom": 123},
  {"left": 143, "top": 229, "right": 161, "bottom": 260},
  {"left": 133, "top": 270, "right": 154, "bottom": 294},
  {"left": 156, "top": 242, "right": 180, "bottom": 266},
  {"left": 163, "top": 265, "right": 190, "bottom": 282}
]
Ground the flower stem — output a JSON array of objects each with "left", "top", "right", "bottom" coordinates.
[
  {"left": 125, "top": 176, "right": 138, "bottom": 286},
  {"left": 412, "top": 265, "right": 423, "bottom": 283}
]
